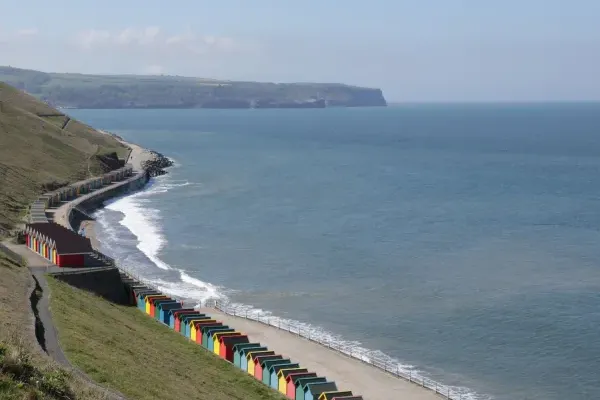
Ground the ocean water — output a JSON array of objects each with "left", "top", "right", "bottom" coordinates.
[{"left": 70, "top": 105, "right": 600, "bottom": 400}]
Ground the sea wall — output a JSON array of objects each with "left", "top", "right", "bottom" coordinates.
[{"left": 66, "top": 170, "right": 148, "bottom": 232}]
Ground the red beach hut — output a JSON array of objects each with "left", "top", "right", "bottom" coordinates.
[
  {"left": 287, "top": 372, "right": 318, "bottom": 398},
  {"left": 254, "top": 354, "right": 283, "bottom": 381},
  {"left": 220, "top": 335, "right": 249, "bottom": 361}
]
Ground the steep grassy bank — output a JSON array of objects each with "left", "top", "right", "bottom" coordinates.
[
  {"left": 46, "top": 277, "right": 284, "bottom": 400},
  {"left": 0, "top": 251, "right": 111, "bottom": 399},
  {"left": 0, "top": 82, "right": 129, "bottom": 236}
]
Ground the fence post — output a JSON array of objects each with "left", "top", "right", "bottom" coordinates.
[{"left": 409, "top": 370, "right": 412, "bottom": 382}]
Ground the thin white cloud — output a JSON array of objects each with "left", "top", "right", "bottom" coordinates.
[
  {"left": 74, "top": 27, "right": 241, "bottom": 54},
  {"left": 16, "top": 28, "right": 38, "bottom": 37}
]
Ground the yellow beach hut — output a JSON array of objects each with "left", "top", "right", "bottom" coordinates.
[
  {"left": 213, "top": 331, "right": 241, "bottom": 355},
  {"left": 247, "top": 350, "right": 274, "bottom": 376}
]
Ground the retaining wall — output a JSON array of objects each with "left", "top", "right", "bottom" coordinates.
[{"left": 66, "top": 171, "right": 148, "bottom": 231}]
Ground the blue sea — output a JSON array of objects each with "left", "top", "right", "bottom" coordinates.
[{"left": 70, "top": 105, "right": 600, "bottom": 400}]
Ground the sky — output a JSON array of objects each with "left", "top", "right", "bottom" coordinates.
[{"left": 1, "top": 0, "right": 599, "bottom": 102}]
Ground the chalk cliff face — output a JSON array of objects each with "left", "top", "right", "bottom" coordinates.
[{"left": 0, "top": 66, "right": 387, "bottom": 109}]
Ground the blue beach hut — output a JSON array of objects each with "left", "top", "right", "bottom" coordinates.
[
  {"left": 136, "top": 290, "right": 160, "bottom": 310},
  {"left": 261, "top": 358, "right": 290, "bottom": 386},
  {"left": 158, "top": 302, "right": 182, "bottom": 325},
  {"left": 182, "top": 315, "right": 210, "bottom": 338},
  {"left": 303, "top": 382, "right": 338, "bottom": 400},
  {"left": 241, "top": 348, "right": 270, "bottom": 372},
  {"left": 206, "top": 327, "right": 234, "bottom": 351},
  {"left": 296, "top": 377, "right": 328, "bottom": 400},
  {"left": 178, "top": 313, "right": 206, "bottom": 336},
  {"left": 154, "top": 300, "right": 179, "bottom": 322},
  {"left": 233, "top": 343, "right": 263, "bottom": 368},
  {"left": 270, "top": 362, "right": 299, "bottom": 390},
  {"left": 169, "top": 308, "right": 195, "bottom": 329}
]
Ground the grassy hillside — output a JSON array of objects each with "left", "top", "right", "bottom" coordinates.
[
  {"left": 0, "top": 82, "right": 129, "bottom": 236},
  {"left": 0, "top": 250, "right": 111, "bottom": 399},
  {"left": 46, "top": 277, "right": 284, "bottom": 400},
  {"left": 0, "top": 66, "right": 387, "bottom": 109}
]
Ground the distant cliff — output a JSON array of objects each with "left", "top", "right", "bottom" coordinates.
[{"left": 0, "top": 66, "right": 387, "bottom": 109}]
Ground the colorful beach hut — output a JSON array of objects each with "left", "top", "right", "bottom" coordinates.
[
  {"left": 169, "top": 308, "right": 195, "bottom": 329},
  {"left": 295, "top": 377, "right": 328, "bottom": 400},
  {"left": 192, "top": 321, "right": 219, "bottom": 343},
  {"left": 330, "top": 397, "right": 363, "bottom": 400},
  {"left": 189, "top": 318, "right": 216, "bottom": 342},
  {"left": 206, "top": 327, "right": 234, "bottom": 351},
  {"left": 24, "top": 223, "right": 94, "bottom": 267},
  {"left": 278, "top": 368, "right": 308, "bottom": 394},
  {"left": 149, "top": 297, "right": 173, "bottom": 317},
  {"left": 239, "top": 347, "right": 268, "bottom": 371},
  {"left": 137, "top": 291, "right": 161, "bottom": 311},
  {"left": 153, "top": 299, "right": 178, "bottom": 321},
  {"left": 254, "top": 354, "right": 282, "bottom": 380},
  {"left": 247, "top": 351, "right": 275, "bottom": 375},
  {"left": 182, "top": 314, "right": 210, "bottom": 338},
  {"left": 128, "top": 285, "right": 150, "bottom": 306},
  {"left": 270, "top": 363, "right": 299, "bottom": 390},
  {"left": 302, "top": 382, "right": 338, "bottom": 400},
  {"left": 220, "top": 335, "right": 250, "bottom": 361},
  {"left": 177, "top": 313, "right": 204, "bottom": 333},
  {"left": 233, "top": 344, "right": 264, "bottom": 368},
  {"left": 199, "top": 323, "right": 227, "bottom": 347},
  {"left": 287, "top": 373, "right": 318, "bottom": 399},
  {"left": 318, "top": 392, "right": 354, "bottom": 400},
  {"left": 158, "top": 302, "right": 182, "bottom": 325},
  {"left": 145, "top": 295, "right": 168, "bottom": 315},
  {"left": 213, "top": 331, "right": 242, "bottom": 355},
  {"left": 259, "top": 356, "right": 288, "bottom": 383},
  {"left": 172, "top": 310, "right": 198, "bottom": 331}
]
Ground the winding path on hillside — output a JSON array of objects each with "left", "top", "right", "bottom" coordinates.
[{"left": 3, "top": 241, "right": 126, "bottom": 400}]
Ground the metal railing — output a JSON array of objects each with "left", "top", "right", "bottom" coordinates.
[{"left": 212, "top": 300, "right": 471, "bottom": 400}]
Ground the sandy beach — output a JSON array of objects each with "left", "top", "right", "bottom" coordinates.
[{"left": 201, "top": 308, "right": 440, "bottom": 400}]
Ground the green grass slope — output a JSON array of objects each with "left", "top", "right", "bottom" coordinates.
[
  {"left": 0, "top": 82, "right": 129, "bottom": 236},
  {"left": 0, "top": 250, "right": 112, "bottom": 399},
  {"left": 47, "top": 277, "right": 285, "bottom": 400}
]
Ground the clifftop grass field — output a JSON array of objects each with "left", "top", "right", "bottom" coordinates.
[{"left": 0, "top": 82, "right": 129, "bottom": 236}]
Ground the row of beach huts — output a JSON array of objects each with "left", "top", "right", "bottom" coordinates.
[
  {"left": 24, "top": 165, "right": 136, "bottom": 267},
  {"left": 29, "top": 165, "right": 134, "bottom": 223},
  {"left": 123, "top": 277, "right": 363, "bottom": 400}
]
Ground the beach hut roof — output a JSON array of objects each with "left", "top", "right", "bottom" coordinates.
[
  {"left": 330, "top": 396, "right": 363, "bottom": 400},
  {"left": 319, "top": 391, "right": 354, "bottom": 400},
  {"left": 221, "top": 335, "right": 249, "bottom": 344},
  {"left": 25, "top": 223, "right": 93, "bottom": 254},
  {"left": 151, "top": 298, "right": 175, "bottom": 305},
  {"left": 261, "top": 357, "right": 289, "bottom": 369},
  {"left": 307, "top": 382, "right": 338, "bottom": 395},
  {"left": 288, "top": 372, "right": 318, "bottom": 383},
  {"left": 296, "top": 377, "right": 327, "bottom": 388},
  {"left": 234, "top": 343, "right": 262, "bottom": 352},
  {"left": 159, "top": 302, "right": 182, "bottom": 311},
  {"left": 280, "top": 368, "right": 308, "bottom": 378},
  {"left": 170, "top": 308, "right": 195, "bottom": 315},
  {"left": 271, "top": 362, "right": 299, "bottom": 374}
]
